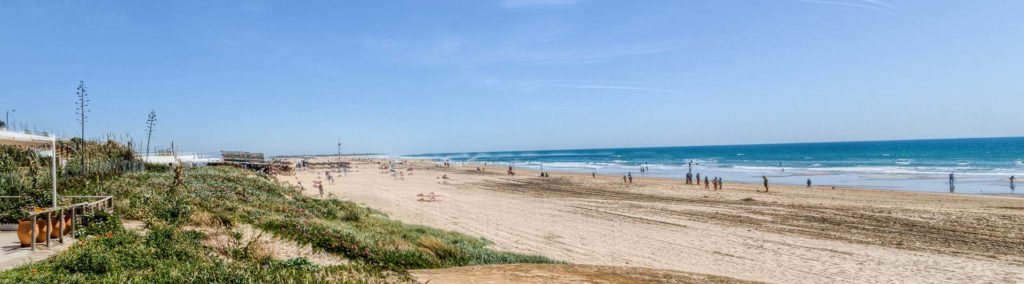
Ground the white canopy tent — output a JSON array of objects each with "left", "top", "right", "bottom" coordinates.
[{"left": 0, "top": 130, "right": 58, "bottom": 208}]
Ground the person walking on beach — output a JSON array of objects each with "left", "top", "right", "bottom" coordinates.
[
  {"left": 718, "top": 177, "right": 724, "bottom": 190},
  {"left": 949, "top": 172, "right": 956, "bottom": 191},
  {"left": 313, "top": 180, "right": 323, "bottom": 197},
  {"left": 592, "top": 172, "right": 596, "bottom": 178},
  {"left": 704, "top": 176, "right": 710, "bottom": 189},
  {"left": 628, "top": 172, "right": 633, "bottom": 184},
  {"left": 1010, "top": 175, "right": 1016, "bottom": 189},
  {"left": 685, "top": 172, "right": 692, "bottom": 184},
  {"left": 623, "top": 175, "right": 628, "bottom": 184},
  {"left": 762, "top": 176, "right": 769, "bottom": 192},
  {"left": 696, "top": 173, "right": 701, "bottom": 185},
  {"left": 806, "top": 178, "right": 812, "bottom": 188}
]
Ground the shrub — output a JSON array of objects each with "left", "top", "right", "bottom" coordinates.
[
  {"left": 151, "top": 195, "right": 191, "bottom": 225},
  {"left": 274, "top": 257, "right": 319, "bottom": 271},
  {"left": 144, "top": 163, "right": 170, "bottom": 172},
  {"left": 75, "top": 209, "right": 123, "bottom": 238},
  {"left": 417, "top": 236, "right": 464, "bottom": 262}
]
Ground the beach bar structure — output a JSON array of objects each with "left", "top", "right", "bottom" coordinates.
[
  {"left": 303, "top": 160, "right": 349, "bottom": 170},
  {"left": 215, "top": 151, "right": 273, "bottom": 172},
  {"left": 0, "top": 130, "right": 115, "bottom": 252},
  {"left": 221, "top": 151, "right": 265, "bottom": 164}
]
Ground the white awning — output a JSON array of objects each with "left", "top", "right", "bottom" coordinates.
[{"left": 0, "top": 130, "right": 55, "bottom": 147}]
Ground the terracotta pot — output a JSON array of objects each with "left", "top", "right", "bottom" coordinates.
[
  {"left": 16, "top": 220, "right": 33, "bottom": 247},
  {"left": 63, "top": 216, "right": 72, "bottom": 235},
  {"left": 35, "top": 220, "right": 47, "bottom": 243},
  {"left": 49, "top": 218, "right": 62, "bottom": 238}
]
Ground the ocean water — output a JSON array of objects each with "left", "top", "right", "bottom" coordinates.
[{"left": 410, "top": 137, "right": 1024, "bottom": 195}]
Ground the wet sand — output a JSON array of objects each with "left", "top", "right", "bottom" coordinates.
[{"left": 285, "top": 158, "right": 1024, "bottom": 283}]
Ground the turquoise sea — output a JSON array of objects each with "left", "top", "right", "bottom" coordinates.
[{"left": 411, "top": 137, "right": 1024, "bottom": 194}]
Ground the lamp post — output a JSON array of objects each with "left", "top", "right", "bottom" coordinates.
[
  {"left": 336, "top": 139, "right": 347, "bottom": 176},
  {"left": 5, "top": 109, "right": 14, "bottom": 130}
]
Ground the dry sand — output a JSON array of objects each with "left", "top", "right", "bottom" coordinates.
[
  {"left": 285, "top": 158, "right": 1024, "bottom": 283},
  {"left": 410, "top": 264, "right": 753, "bottom": 284}
]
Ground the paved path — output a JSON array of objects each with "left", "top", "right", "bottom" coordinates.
[{"left": 0, "top": 230, "right": 76, "bottom": 271}]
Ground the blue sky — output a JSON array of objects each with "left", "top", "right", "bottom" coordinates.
[{"left": 2, "top": 0, "right": 1022, "bottom": 155}]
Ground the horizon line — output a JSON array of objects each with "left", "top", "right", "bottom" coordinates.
[{"left": 407, "top": 135, "right": 1024, "bottom": 156}]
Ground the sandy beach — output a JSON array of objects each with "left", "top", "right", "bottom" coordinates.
[{"left": 285, "top": 158, "right": 1024, "bottom": 283}]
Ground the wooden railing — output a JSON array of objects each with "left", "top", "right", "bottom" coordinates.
[{"left": 25, "top": 196, "right": 114, "bottom": 251}]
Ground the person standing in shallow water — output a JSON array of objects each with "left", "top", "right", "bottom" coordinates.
[
  {"left": 1010, "top": 175, "right": 1015, "bottom": 189},
  {"left": 807, "top": 178, "right": 812, "bottom": 188},
  {"left": 762, "top": 176, "right": 769, "bottom": 192},
  {"left": 949, "top": 172, "right": 956, "bottom": 191}
]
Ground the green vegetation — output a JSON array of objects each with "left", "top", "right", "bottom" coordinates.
[
  {"left": 0, "top": 151, "right": 555, "bottom": 282},
  {"left": 3, "top": 215, "right": 392, "bottom": 283}
]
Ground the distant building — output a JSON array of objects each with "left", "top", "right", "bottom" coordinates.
[
  {"left": 142, "top": 153, "right": 221, "bottom": 166},
  {"left": 215, "top": 151, "right": 272, "bottom": 173},
  {"left": 221, "top": 151, "right": 265, "bottom": 164}
]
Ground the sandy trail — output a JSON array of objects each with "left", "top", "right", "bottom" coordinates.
[{"left": 287, "top": 159, "right": 1024, "bottom": 283}]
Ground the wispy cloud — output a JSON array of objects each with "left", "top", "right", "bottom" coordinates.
[
  {"left": 546, "top": 77, "right": 727, "bottom": 96},
  {"left": 794, "top": 0, "right": 898, "bottom": 14},
  {"left": 500, "top": 0, "right": 587, "bottom": 8},
  {"left": 550, "top": 84, "right": 678, "bottom": 95},
  {"left": 363, "top": 28, "right": 675, "bottom": 67},
  {"left": 475, "top": 42, "right": 676, "bottom": 66}
]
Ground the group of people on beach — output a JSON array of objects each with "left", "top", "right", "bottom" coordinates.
[
  {"left": 949, "top": 172, "right": 1017, "bottom": 191},
  {"left": 685, "top": 172, "right": 701, "bottom": 185},
  {"left": 708, "top": 176, "right": 723, "bottom": 190},
  {"left": 639, "top": 163, "right": 650, "bottom": 174},
  {"left": 296, "top": 176, "right": 326, "bottom": 197}
]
